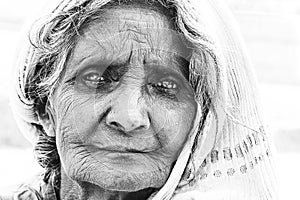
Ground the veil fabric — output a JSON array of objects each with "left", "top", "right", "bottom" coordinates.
[
  {"left": 152, "top": 1, "right": 278, "bottom": 199},
  {"left": 9, "top": 0, "right": 277, "bottom": 199}
]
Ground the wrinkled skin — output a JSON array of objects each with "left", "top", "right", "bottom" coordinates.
[{"left": 46, "top": 6, "right": 197, "bottom": 200}]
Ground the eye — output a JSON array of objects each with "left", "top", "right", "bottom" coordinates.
[
  {"left": 79, "top": 64, "right": 127, "bottom": 91},
  {"left": 85, "top": 72, "right": 105, "bottom": 82},
  {"left": 151, "top": 80, "right": 179, "bottom": 99},
  {"left": 82, "top": 72, "right": 106, "bottom": 89},
  {"left": 81, "top": 69, "right": 119, "bottom": 91}
]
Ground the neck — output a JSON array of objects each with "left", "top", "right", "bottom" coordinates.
[{"left": 60, "top": 171, "right": 155, "bottom": 200}]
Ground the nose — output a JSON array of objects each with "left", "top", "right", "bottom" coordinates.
[{"left": 105, "top": 92, "right": 150, "bottom": 134}]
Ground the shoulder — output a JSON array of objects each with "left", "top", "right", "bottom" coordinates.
[
  {"left": 0, "top": 174, "right": 47, "bottom": 200},
  {"left": 0, "top": 185, "right": 43, "bottom": 200}
]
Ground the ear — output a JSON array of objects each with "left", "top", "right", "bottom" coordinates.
[{"left": 37, "top": 102, "right": 56, "bottom": 137}]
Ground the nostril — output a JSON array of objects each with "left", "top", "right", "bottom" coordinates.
[
  {"left": 135, "top": 124, "right": 146, "bottom": 131},
  {"left": 106, "top": 110, "right": 150, "bottom": 133},
  {"left": 109, "top": 121, "right": 122, "bottom": 129},
  {"left": 108, "top": 120, "right": 148, "bottom": 133}
]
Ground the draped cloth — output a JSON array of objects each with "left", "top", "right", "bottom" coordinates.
[{"left": 9, "top": 0, "right": 277, "bottom": 199}]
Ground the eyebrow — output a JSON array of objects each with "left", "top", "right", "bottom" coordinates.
[
  {"left": 145, "top": 54, "right": 190, "bottom": 80},
  {"left": 140, "top": 49, "right": 190, "bottom": 76}
]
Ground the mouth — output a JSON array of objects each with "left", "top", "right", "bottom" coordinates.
[
  {"left": 125, "top": 148, "right": 147, "bottom": 153},
  {"left": 89, "top": 145, "right": 157, "bottom": 154}
]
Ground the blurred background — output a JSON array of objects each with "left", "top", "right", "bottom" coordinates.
[{"left": 0, "top": 0, "right": 299, "bottom": 199}]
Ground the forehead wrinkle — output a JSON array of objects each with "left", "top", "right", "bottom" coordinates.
[
  {"left": 65, "top": 7, "right": 190, "bottom": 79},
  {"left": 82, "top": 7, "right": 178, "bottom": 59},
  {"left": 109, "top": 7, "right": 171, "bottom": 29},
  {"left": 101, "top": 7, "right": 173, "bottom": 46},
  {"left": 114, "top": 27, "right": 179, "bottom": 62}
]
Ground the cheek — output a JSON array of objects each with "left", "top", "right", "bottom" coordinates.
[
  {"left": 53, "top": 98, "right": 100, "bottom": 178},
  {"left": 55, "top": 93, "right": 102, "bottom": 137},
  {"left": 150, "top": 101, "right": 196, "bottom": 157},
  {"left": 53, "top": 93, "right": 102, "bottom": 159}
]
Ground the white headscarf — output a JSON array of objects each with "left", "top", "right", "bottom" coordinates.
[{"left": 10, "top": 0, "right": 278, "bottom": 199}]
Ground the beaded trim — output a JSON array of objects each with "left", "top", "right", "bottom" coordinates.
[{"left": 199, "top": 128, "right": 271, "bottom": 179}]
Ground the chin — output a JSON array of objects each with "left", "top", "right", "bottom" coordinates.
[
  {"left": 97, "top": 168, "right": 168, "bottom": 192},
  {"left": 65, "top": 151, "right": 172, "bottom": 192},
  {"left": 76, "top": 164, "right": 170, "bottom": 192}
]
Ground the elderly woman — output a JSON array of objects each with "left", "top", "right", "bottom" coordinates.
[{"left": 6, "top": 0, "right": 277, "bottom": 199}]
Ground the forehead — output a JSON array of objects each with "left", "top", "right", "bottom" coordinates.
[{"left": 67, "top": 7, "right": 191, "bottom": 74}]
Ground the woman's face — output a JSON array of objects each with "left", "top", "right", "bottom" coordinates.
[{"left": 49, "top": 7, "right": 197, "bottom": 192}]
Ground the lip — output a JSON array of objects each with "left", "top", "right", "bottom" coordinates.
[
  {"left": 89, "top": 145, "right": 157, "bottom": 153},
  {"left": 125, "top": 148, "right": 149, "bottom": 153}
]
